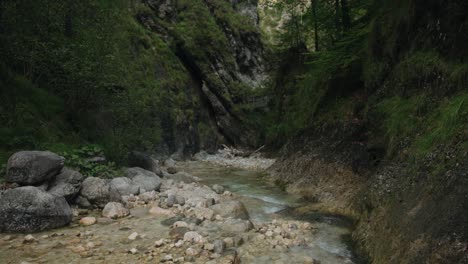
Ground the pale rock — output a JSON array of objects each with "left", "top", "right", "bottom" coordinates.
[
  {"left": 183, "top": 231, "right": 204, "bottom": 244},
  {"left": 102, "top": 202, "right": 130, "bottom": 219},
  {"left": 149, "top": 206, "right": 175, "bottom": 217},
  {"left": 128, "top": 232, "right": 139, "bottom": 240},
  {"left": 79, "top": 217, "right": 97, "bottom": 226}
]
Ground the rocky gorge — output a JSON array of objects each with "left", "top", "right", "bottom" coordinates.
[
  {"left": 0, "top": 150, "right": 356, "bottom": 264},
  {"left": 0, "top": 0, "right": 467, "bottom": 263}
]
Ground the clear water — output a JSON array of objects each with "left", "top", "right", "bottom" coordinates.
[{"left": 182, "top": 161, "right": 358, "bottom": 264}]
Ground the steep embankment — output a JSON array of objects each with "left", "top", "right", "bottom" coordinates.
[
  {"left": 0, "top": 0, "right": 267, "bottom": 164},
  {"left": 266, "top": 0, "right": 468, "bottom": 263}
]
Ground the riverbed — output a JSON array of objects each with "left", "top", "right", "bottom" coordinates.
[{"left": 0, "top": 160, "right": 358, "bottom": 264}]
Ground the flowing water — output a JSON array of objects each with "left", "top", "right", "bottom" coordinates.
[
  {"left": 182, "top": 161, "right": 358, "bottom": 264},
  {"left": 0, "top": 161, "right": 359, "bottom": 264}
]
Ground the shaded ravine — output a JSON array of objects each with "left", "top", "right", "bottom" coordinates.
[{"left": 181, "top": 161, "right": 360, "bottom": 264}]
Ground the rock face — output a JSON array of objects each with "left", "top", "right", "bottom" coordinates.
[
  {"left": 0, "top": 186, "right": 72, "bottom": 232},
  {"left": 79, "top": 177, "right": 120, "bottom": 208},
  {"left": 6, "top": 151, "right": 65, "bottom": 185},
  {"left": 211, "top": 200, "right": 250, "bottom": 220},
  {"left": 47, "top": 168, "right": 84, "bottom": 202},
  {"left": 126, "top": 167, "right": 162, "bottom": 193},
  {"left": 110, "top": 177, "right": 140, "bottom": 196}
]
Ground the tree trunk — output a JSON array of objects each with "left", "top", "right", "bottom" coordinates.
[
  {"left": 312, "top": 0, "right": 319, "bottom": 51},
  {"left": 341, "top": 0, "right": 351, "bottom": 30},
  {"left": 334, "top": 0, "right": 341, "bottom": 40},
  {"left": 65, "top": 1, "right": 73, "bottom": 37}
]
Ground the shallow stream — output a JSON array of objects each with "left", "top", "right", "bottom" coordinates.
[{"left": 183, "top": 161, "right": 358, "bottom": 264}]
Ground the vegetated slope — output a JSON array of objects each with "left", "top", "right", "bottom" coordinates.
[
  {"left": 265, "top": 0, "right": 468, "bottom": 263},
  {"left": 0, "top": 0, "right": 267, "bottom": 164}
]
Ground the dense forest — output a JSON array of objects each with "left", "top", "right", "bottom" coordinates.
[{"left": 0, "top": 0, "right": 467, "bottom": 263}]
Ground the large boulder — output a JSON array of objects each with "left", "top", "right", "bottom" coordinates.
[
  {"left": 47, "top": 168, "right": 84, "bottom": 202},
  {"left": 79, "top": 177, "right": 120, "bottom": 208},
  {"left": 128, "top": 151, "right": 163, "bottom": 176},
  {"left": 110, "top": 177, "right": 140, "bottom": 196},
  {"left": 211, "top": 200, "right": 250, "bottom": 220},
  {"left": 0, "top": 186, "right": 72, "bottom": 232},
  {"left": 6, "top": 151, "right": 65, "bottom": 185},
  {"left": 125, "top": 167, "right": 162, "bottom": 193}
]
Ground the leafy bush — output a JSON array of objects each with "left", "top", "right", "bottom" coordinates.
[{"left": 60, "top": 145, "right": 121, "bottom": 179}]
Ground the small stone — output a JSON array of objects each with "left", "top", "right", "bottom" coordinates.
[
  {"left": 128, "top": 232, "right": 139, "bottom": 241},
  {"left": 102, "top": 202, "right": 130, "bottom": 219},
  {"left": 211, "top": 184, "right": 224, "bottom": 194},
  {"left": 213, "top": 240, "right": 225, "bottom": 254},
  {"left": 223, "top": 191, "right": 232, "bottom": 196},
  {"left": 86, "top": 242, "right": 95, "bottom": 249},
  {"left": 183, "top": 231, "right": 204, "bottom": 244},
  {"left": 265, "top": 230, "right": 274, "bottom": 237},
  {"left": 185, "top": 247, "right": 199, "bottom": 256},
  {"left": 163, "top": 254, "right": 173, "bottom": 261},
  {"left": 129, "top": 248, "right": 138, "bottom": 254},
  {"left": 154, "top": 239, "right": 165, "bottom": 247},
  {"left": 223, "top": 237, "right": 234, "bottom": 248},
  {"left": 149, "top": 206, "right": 175, "bottom": 217},
  {"left": 204, "top": 243, "right": 214, "bottom": 251},
  {"left": 175, "top": 240, "right": 184, "bottom": 247},
  {"left": 71, "top": 245, "right": 86, "bottom": 253},
  {"left": 79, "top": 217, "right": 97, "bottom": 226},
  {"left": 23, "top": 235, "right": 35, "bottom": 243}
]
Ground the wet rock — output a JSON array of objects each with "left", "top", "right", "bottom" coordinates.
[
  {"left": 80, "top": 177, "right": 121, "bottom": 208},
  {"left": 154, "top": 239, "right": 165, "bottom": 247},
  {"left": 164, "top": 159, "right": 176, "bottom": 167},
  {"left": 211, "top": 200, "right": 249, "bottom": 220},
  {"left": 128, "top": 232, "right": 139, "bottom": 240},
  {"left": 6, "top": 151, "right": 65, "bottom": 185},
  {"left": 102, "top": 202, "right": 130, "bottom": 219},
  {"left": 0, "top": 186, "right": 72, "bottom": 232},
  {"left": 212, "top": 184, "right": 225, "bottom": 194},
  {"left": 110, "top": 177, "right": 140, "bottom": 196},
  {"left": 97, "top": 217, "right": 114, "bottom": 225},
  {"left": 223, "top": 237, "right": 234, "bottom": 248},
  {"left": 220, "top": 219, "right": 253, "bottom": 233},
  {"left": 204, "top": 243, "right": 215, "bottom": 251},
  {"left": 47, "top": 168, "right": 84, "bottom": 202},
  {"left": 213, "top": 240, "right": 225, "bottom": 254},
  {"left": 79, "top": 217, "right": 96, "bottom": 226},
  {"left": 23, "top": 234, "right": 36, "bottom": 243},
  {"left": 173, "top": 221, "right": 189, "bottom": 228},
  {"left": 167, "top": 167, "right": 178, "bottom": 174},
  {"left": 185, "top": 247, "right": 200, "bottom": 256},
  {"left": 126, "top": 167, "right": 162, "bottom": 192},
  {"left": 166, "top": 194, "right": 176, "bottom": 207},
  {"left": 183, "top": 231, "right": 204, "bottom": 244},
  {"left": 170, "top": 227, "right": 190, "bottom": 240},
  {"left": 149, "top": 206, "right": 175, "bottom": 217},
  {"left": 193, "top": 207, "right": 215, "bottom": 221},
  {"left": 138, "top": 191, "right": 158, "bottom": 203}
]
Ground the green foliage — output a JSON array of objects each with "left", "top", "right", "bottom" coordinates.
[{"left": 60, "top": 145, "right": 121, "bottom": 178}]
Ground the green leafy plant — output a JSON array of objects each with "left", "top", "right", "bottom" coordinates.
[{"left": 60, "top": 145, "right": 121, "bottom": 179}]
